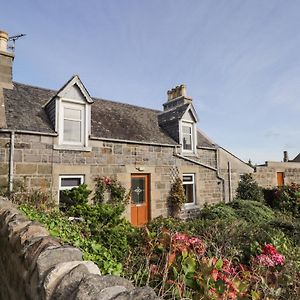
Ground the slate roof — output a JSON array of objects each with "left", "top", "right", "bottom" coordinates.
[
  {"left": 292, "top": 153, "right": 300, "bottom": 162},
  {"left": 158, "top": 103, "right": 190, "bottom": 124},
  {"left": 2, "top": 82, "right": 216, "bottom": 147},
  {"left": 197, "top": 130, "right": 217, "bottom": 148}
]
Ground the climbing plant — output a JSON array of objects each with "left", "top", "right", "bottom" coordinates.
[
  {"left": 93, "top": 176, "right": 130, "bottom": 205},
  {"left": 167, "top": 177, "right": 186, "bottom": 218}
]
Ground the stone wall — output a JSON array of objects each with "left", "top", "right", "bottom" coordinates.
[
  {"left": 254, "top": 162, "right": 300, "bottom": 188},
  {"left": 0, "top": 198, "right": 159, "bottom": 300},
  {"left": 0, "top": 132, "right": 223, "bottom": 221}
]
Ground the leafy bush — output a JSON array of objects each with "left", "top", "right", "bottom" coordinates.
[
  {"left": 93, "top": 176, "right": 129, "bottom": 205},
  {"left": 236, "top": 173, "right": 264, "bottom": 202},
  {"left": 60, "top": 184, "right": 91, "bottom": 210},
  {"left": 167, "top": 177, "right": 186, "bottom": 218},
  {"left": 19, "top": 204, "right": 122, "bottom": 275},
  {"left": 229, "top": 199, "right": 275, "bottom": 224},
  {"left": 264, "top": 183, "right": 300, "bottom": 217},
  {"left": 199, "top": 202, "right": 238, "bottom": 222},
  {"left": 10, "top": 188, "right": 55, "bottom": 211},
  {"left": 67, "top": 203, "right": 133, "bottom": 262}
]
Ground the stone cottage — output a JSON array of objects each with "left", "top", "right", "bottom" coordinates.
[{"left": 0, "top": 29, "right": 252, "bottom": 226}]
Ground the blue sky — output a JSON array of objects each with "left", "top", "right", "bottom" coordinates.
[{"left": 1, "top": 0, "right": 300, "bottom": 164}]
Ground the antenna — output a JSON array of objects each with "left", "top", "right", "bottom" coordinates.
[{"left": 8, "top": 33, "right": 26, "bottom": 52}]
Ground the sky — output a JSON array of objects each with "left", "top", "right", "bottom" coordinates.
[{"left": 1, "top": 0, "right": 300, "bottom": 164}]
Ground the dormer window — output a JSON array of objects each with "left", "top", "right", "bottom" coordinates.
[
  {"left": 182, "top": 122, "right": 193, "bottom": 151},
  {"left": 181, "top": 108, "right": 197, "bottom": 154},
  {"left": 62, "top": 103, "right": 84, "bottom": 145},
  {"left": 45, "top": 75, "right": 93, "bottom": 151}
]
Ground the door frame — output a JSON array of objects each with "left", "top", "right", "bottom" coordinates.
[{"left": 130, "top": 173, "right": 151, "bottom": 226}]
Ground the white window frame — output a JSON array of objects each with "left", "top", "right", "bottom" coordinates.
[
  {"left": 183, "top": 173, "right": 196, "bottom": 207},
  {"left": 59, "top": 175, "right": 85, "bottom": 191},
  {"left": 181, "top": 120, "right": 196, "bottom": 154},
  {"left": 59, "top": 101, "right": 85, "bottom": 146}
]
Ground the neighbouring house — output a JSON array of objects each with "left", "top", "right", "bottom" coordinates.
[
  {"left": 253, "top": 151, "right": 300, "bottom": 188},
  {"left": 0, "top": 29, "right": 252, "bottom": 226}
]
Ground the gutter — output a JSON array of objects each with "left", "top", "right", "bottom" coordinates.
[
  {"left": 90, "top": 136, "right": 178, "bottom": 148},
  {"left": 0, "top": 129, "right": 57, "bottom": 136},
  {"left": 175, "top": 150, "right": 226, "bottom": 203},
  {"left": 8, "top": 131, "right": 14, "bottom": 193},
  {"left": 175, "top": 153, "right": 218, "bottom": 171}
]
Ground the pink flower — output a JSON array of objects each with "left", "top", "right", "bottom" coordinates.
[
  {"left": 256, "top": 254, "right": 275, "bottom": 267},
  {"left": 173, "top": 232, "right": 189, "bottom": 242},
  {"left": 211, "top": 269, "right": 219, "bottom": 281},
  {"left": 271, "top": 253, "right": 285, "bottom": 265}
]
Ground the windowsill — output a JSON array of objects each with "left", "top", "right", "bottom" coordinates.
[
  {"left": 53, "top": 144, "right": 92, "bottom": 152},
  {"left": 182, "top": 151, "right": 198, "bottom": 157},
  {"left": 183, "top": 204, "right": 200, "bottom": 211}
]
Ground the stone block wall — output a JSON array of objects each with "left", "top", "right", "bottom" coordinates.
[
  {"left": 254, "top": 165, "right": 300, "bottom": 188},
  {"left": 0, "top": 132, "right": 223, "bottom": 220},
  {"left": 0, "top": 198, "right": 159, "bottom": 300}
]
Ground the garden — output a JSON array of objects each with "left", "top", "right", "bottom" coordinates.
[{"left": 12, "top": 174, "right": 300, "bottom": 299}]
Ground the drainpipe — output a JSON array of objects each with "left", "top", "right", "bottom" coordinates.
[
  {"left": 216, "top": 148, "right": 226, "bottom": 202},
  {"left": 228, "top": 161, "right": 232, "bottom": 202},
  {"left": 8, "top": 131, "right": 14, "bottom": 193}
]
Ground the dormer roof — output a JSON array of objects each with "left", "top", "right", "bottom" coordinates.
[{"left": 45, "top": 75, "right": 94, "bottom": 107}]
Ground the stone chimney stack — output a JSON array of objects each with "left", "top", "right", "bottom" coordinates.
[
  {"left": 0, "top": 30, "right": 14, "bottom": 89},
  {"left": 163, "top": 84, "right": 192, "bottom": 111},
  {"left": 283, "top": 151, "right": 289, "bottom": 162}
]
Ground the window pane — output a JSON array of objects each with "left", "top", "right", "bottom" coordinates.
[
  {"left": 183, "top": 135, "right": 192, "bottom": 150},
  {"left": 183, "top": 175, "right": 193, "bottom": 182},
  {"left": 182, "top": 125, "right": 191, "bottom": 134},
  {"left": 61, "top": 177, "right": 82, "bottom": 187},
  {"left": 64, "top": 108, "right": 81, "bottom": 120},
  {"left": 64, "top": 120, "right": 81, "bottom": 142},
  {"left": 131, "top": 178, "right": 145, "bottom": 204},
  {"left": 184, "top": 184, "right": 194, "bottom": 203}
]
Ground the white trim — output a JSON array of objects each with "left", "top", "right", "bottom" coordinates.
[
  {"left": 59, "top": 101, "right": 86, "bottom": 147},
  {"left": 59, "top": 175, "right": 84, "bottom": 190},
  {"left": 183, "top": 173, "right": 196, "bottom": 206},
  {"left": 53, "top": 145, "right": 91, "bottom": 152},
  {"left": 181, "top": 120, "right": 197, "bottom": 154}
]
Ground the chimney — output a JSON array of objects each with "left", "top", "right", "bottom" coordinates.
[
  {"left": 283, "top": 151, "right": 289, "bottom": 162},
  {"left": 0, "top": 30, "right": 14, "bottom": 89},
  {"left": 163, "top": 84, "right": 192, "bottom": 111}
]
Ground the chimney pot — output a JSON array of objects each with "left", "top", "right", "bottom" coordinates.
[
  {"left": 0, "top": 30, "right": 9, "bottom": 52},
  {"left": 283, "top": 151, "right": 289, "bottom": 162}
]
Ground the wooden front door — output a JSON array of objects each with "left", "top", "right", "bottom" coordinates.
[
  {"left": 277, "top": 172, "right": 284, "bottom": 187},
  {"left": 131, "top": 174, "right": 150, "bottom": 226}
]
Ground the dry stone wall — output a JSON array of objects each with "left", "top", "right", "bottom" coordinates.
[{"left": 0, "top": 198, "right": 159, "bottom": 300}]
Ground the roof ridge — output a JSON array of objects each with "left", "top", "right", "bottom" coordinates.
[
  {"left": 13, "top": 81, "right": 161, "bottom": 113},
  {"left": 13, "top": 81, "right": 56, "bottom": 93}
]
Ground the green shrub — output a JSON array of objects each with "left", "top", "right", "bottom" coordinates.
[
  {"left": 229, "top": 199, "right": 275, "bottom": 224},
  {"left": 199, "top": 203, "right": 238, "bottom": 222},
  {"left": 93, "top": 176, "right": 129, "bottom": 205},
  {"left": 19, "top": 204, "right": 122, "bottom": 275},
  {"left": 10, "top": 188, "right": 55, "bottom": 211},
  {"left": 67, "top": 203, "right": 133, "bottom": 262},
  {"left": 236, "top": 173, "right": 264, "bottom": 202},
  {"left": 60, "top": 184, "right": 91, "bottom": 210},
  {"left": 263, "top": 183, "right": 300, "bottom": 217},
  {"left": 167, "top": 177, "right": 186, "bottom": 218}
]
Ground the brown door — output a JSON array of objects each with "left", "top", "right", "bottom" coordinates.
[
  {"left": 131, "top": 174, "right": 150, "bottom": 226},
  {"left": 277, "top": 172, "right": 284, "bottom": 187}
]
